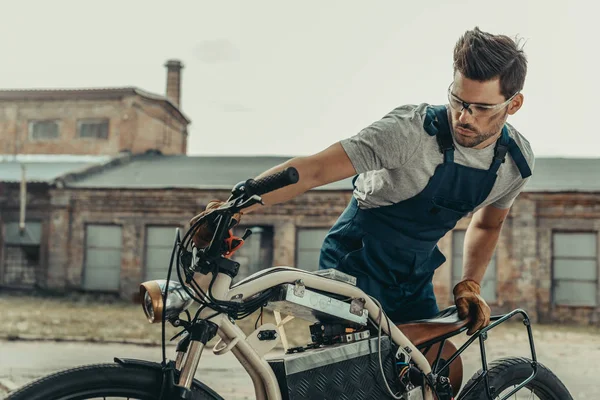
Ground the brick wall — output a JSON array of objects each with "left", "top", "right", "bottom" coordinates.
[
  {"left": 131, "top": 98, "right": 187, "bottom": 155},
  {"left": 45, "top": 188, "right": 353, "bottom": 298}
]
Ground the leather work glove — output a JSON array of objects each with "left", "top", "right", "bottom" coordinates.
[
  {"left": 190, "top": 201, "right": 241, "bottom": 248},
  {"left": 453, "top": 279, "right": 491, "bottom": 335}
]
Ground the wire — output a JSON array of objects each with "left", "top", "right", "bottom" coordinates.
[
  {"left": 254, "top": 307, "right": 263, "bottom": 330},
  {"left": 161, "top": 229, "right": 181, "bottom": 366},
  {"left": 370, "top": 295, "right": 405, "bottom": 400}
]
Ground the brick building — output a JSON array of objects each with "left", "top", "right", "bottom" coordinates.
[
  {"left": 1, "top": 152, "right": 599, "bottom": 325},
  {"left": 0, "top": 61, "right": 599, "bottom": 325},
  {"left": 0, "top": 60, "right": 189, "bottom": 156}
]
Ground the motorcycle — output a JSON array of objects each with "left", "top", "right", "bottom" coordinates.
[{"left": 5, "top": 167, "right": 572, "bottom": 400}]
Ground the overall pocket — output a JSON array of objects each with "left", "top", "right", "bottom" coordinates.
[{"left": 430, "top": 196, "right": 475, "bottom": 219}]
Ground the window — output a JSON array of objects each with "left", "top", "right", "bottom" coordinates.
[
  {"left": 451, "top": 230, "right": 497, "bottom": 302},
  {"left": 83, "top": 225, "right": 122, "bottom": 291},
  {"left": 552, "top": 232, "right": 598, "bottom": 306},
  {"left": 29, "top": 120, "right": 59, "bottom": 140},
  {"left": 2, "top": 221, "right": 41, "bottom": 287},
  {"left": 230, "top": 226, "right": 273, "bottom": 283},
  {"left": 78, "top": 119, "right": 109, "bottom": 139},
  {"left": 145, "top": 226, "right": 180, "bottom": 281},
  {"left": 296, "top": 228, "right": 330, "bottom": 271}
]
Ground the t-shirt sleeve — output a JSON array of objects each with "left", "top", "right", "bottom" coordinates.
[
  {"left": 340, "top": 104, "right": 425, "bottom": 173},
  {"left": 492, "top": 177, "right": 530, "bottom": 209}
]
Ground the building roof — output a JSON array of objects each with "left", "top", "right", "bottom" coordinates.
[
  {"left": 63, "top": 154, "right": 355, "bottom": 191},
  {"left": 60, "top": 153, "right": 600, "bottom": 193},
  {"left": 524, "top": 158, "right": 600, "bottom": 192},
  {"left": 0, "top": 87, "right": 190, "bottom": 124},
  {"left": 0, "top": 154, "right": 112, "bottom": 184}
]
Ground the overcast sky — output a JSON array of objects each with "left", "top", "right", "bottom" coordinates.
[{"left": 1, "top": 0, "right": 598, "bottom": 158}]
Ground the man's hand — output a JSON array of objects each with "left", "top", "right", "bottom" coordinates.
[
  {"left": 453, "top": 279, "right": 491, "bottom": 335},
  {"left": 189, "top": 201, "right": 241, "bottom": 248}
]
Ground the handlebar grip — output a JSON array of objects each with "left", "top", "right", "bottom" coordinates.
[{"left": 245, "top": 167, "right": 299, "bottom": 196}]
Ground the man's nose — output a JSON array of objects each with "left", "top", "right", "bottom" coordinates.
[{"left": 457, "top": 107, "right": 472, "bottom": 124}]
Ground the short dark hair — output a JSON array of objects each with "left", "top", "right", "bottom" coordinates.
[{"left": 453, "top": 27, "right": 528, "bottom": 99}]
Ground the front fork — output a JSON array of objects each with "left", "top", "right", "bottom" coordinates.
[{"left": 176, "top": 319, "right": 219, "bottom": 390}]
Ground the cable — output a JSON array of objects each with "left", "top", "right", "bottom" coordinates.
[
  {"left": 254, "top": 308, "right": 262, "bottom": 329},
  {"left": 170, "top": 211, "right": 276, "bottom": 326},
  {"left": 370, "top": 295, "right": 405, "bottom": 400},
  {"left": 161, "top": 229, "right": 181, "bottom": 366}
]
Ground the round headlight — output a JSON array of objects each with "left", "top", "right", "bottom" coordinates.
[
  {"left": 140, "top": 280, "right": 164, "bottom": 323},
  {"left": 139, "top": 280, "right": 194, "bottom": 324}
]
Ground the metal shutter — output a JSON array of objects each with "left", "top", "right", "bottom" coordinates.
[{"left": 83, "top": 225, "right": 122, "bottom": 291}]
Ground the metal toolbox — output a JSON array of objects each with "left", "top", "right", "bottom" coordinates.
[
  {"left": 267, "top": 336, "right": 401, "bottom": 400},
  {"left": 313, "top": 268, "right": 358, "bottom": 286},
  {"left": 265, "top": 282, "right": 368, "bottom": 326}
]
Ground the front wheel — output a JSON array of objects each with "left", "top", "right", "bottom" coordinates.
[
  {"left": 460, "top": 357, "right": 572, "bottom": 399},
  {"left": 5, "top": 363, "right": 224, "bottom": 400}
]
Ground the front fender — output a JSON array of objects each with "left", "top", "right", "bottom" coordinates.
[{"left": 114, "top": 357, "right": 224, "bottom": 400}]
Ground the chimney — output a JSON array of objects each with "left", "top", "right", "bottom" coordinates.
[{"left": 165, "top": 59, "right": 183, "bottom": 108}]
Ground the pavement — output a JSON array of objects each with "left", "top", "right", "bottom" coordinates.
[{"left": 1, "top": 323, "right": 599, "bottom": 399}]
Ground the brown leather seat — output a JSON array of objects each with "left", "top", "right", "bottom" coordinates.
[{"left": 396, "top": 306, "right": 470, "bottom": 346}]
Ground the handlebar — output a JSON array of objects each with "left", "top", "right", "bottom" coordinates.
[
  {"left": 244, "top": 167, "right": 299, "bottom": 197},
  {"left": 199, "top": 167, "right": 300, "bottom": 261}
]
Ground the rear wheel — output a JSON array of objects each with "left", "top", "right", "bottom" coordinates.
[
  {"left": 460, "top": 357, "right": 572, "bottom": 399},
  {"left": 5, "top": 363, "right": 223, "bottom": 400}
]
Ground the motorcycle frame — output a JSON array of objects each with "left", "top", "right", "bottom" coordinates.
[
  {"left": 173, "top": 267, "right": 540, "bottom": 400},
  {"left": 175, "top": 266, "right": 437, "bottom": 400}
]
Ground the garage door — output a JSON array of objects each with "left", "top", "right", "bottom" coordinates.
[
  {"left": 553, "top": 232, "right": 598, "bottom": 306},
  {"left": 296, "top": 228, "right": 330, "bottom": 271},
  {"left": 83, "top": 225, "right": 122, "bottom": 291},
  {"left": 145, "top": 226, "right": 179, "bottom": 281}
]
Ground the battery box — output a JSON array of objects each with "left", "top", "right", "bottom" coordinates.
[{"left": 267, "top": 336, "right": 402, "bottom": 400}]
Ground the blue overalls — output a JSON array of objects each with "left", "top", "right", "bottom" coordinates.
[{"left": 319, "top": 105, "right": 532, "bottom": 323}]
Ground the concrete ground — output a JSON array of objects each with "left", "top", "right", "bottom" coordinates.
[{"left": 1, "top": 322, "right": 598, "bottom": 400}]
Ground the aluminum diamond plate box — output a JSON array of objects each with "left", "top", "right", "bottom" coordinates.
[
  {"left": 313, "top": 268, "right": 357, "bottom": 286},
  {"left": 267, "top": 336, "right": 402, "bottom": 400},
  {"left": 265, "top": 283, "right": 368, "bottom": 326}
]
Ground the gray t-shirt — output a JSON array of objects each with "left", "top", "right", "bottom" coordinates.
[{"left": 340, "top": 103, "right": 535, "bottom": 211}]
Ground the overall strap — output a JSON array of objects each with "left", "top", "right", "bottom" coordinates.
[
  {"left": 508, "top": 139, "right": 533, "bottom": 178},
  {"left": 488, "top": 126, "right": 510, "bottom": 175},
  {"left": 424, "top": 105, "right": 455, "bottom": 163},
  {"left": 489, "top": 126, "right": 533, "bottom": 179}
]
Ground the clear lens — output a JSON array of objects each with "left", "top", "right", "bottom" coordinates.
[{"left": 143, "top": 291, "right": 155, "bottom": 321}]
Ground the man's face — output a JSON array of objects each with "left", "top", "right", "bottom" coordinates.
[{"left": 448, "top": 72, "right": 520, "bottom": 149}]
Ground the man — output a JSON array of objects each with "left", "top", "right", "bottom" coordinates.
[{"left": 192, "top": 27, "right": 534, "bottom": 335}]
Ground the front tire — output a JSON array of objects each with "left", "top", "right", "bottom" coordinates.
[
  {"left": 5, "top": 363, "right": 223, "bottom": 400},
  {"left": 460, "top": 357, "right": 572, "bottom": 399}
]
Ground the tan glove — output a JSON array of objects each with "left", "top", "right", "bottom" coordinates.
[
  {"left": 453, "top": 279, "right": 491, "bottom": 335},
  {"left": 189, "top": 200, "right": 241, "bottom": 248}
]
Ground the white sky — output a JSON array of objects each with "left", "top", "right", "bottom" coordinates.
[{"left": 1, "top": 0, "right": 598, "bottom": 158}]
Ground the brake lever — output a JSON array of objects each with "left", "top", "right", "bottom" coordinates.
[
  {"left": 236, "top": 194, "right": 264, "bottom": 210},
  {"left": 216, "top": 194, "right": 263, "bottom": 214}
]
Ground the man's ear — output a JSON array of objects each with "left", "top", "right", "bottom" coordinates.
[{"left": 507, "top": 93, "right": 524, "bottom": 115}]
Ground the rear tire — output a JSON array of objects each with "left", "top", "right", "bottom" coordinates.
[
  {"left": 460, "top": 357, "right": 572, "bottom": 399},
  {"left": 5, "top": 363, "right": 223, "bottom": 400}
]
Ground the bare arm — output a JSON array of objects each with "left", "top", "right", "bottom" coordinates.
[
  {"left": 244, "top": 142, "right": 357, "bottom": 213},
  {"left": 461, "top": 205, "right": 510, "bottom": 283}
]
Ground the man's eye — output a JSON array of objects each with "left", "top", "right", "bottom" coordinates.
[{"left": 474, "top": 105, "right": 489, "bottom": 112}]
